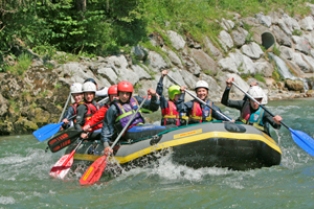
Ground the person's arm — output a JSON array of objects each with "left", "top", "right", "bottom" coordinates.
[
  {"left": 62, "top": 106, "right": 74, "bottom": 120},
  {"left": 156, "top": 76, "right": 164, "bottom": 96},
  {"left": 210, "top": 103, "right": 231, "bottom": 121},
  {"left": 221, "top": 87, "right": 244, "bottom": 110},
  {"left": 100, "top": 105, "right": 117, "bottom": 148},
  {"left": 182, "top": 100, "right": 193, "bottom": 116},
  {"left": 74, "top": 104, "right": 87, "bottom": 131},
  {"left": 135, "top": 92, "right": 160, "bottom": 112},
  {"left": 156, "top": 70, "right": 168, "bottom": 96},
  {"left": 83, "top": 106, "right": 108, "bottom": 131},
  {"left": 263, "top": 111, "right": 281, "bottom": 129}
]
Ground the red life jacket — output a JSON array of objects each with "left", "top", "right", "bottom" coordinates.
[
  {"left": 72, "top": 103, "right": 79, "bottom": 115},
  {"left": 84, "top": 102, "right": 99, "bottom": 122},
  {"left": 189, "top": 100, "right": 212, "bottom": 123},
  {"left": 161, "top": 100, "right": 180, "bottom": 126}
]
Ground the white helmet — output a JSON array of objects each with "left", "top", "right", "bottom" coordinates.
[
  {"left": 195, "top": 80, "right": 209, "bottom": 90},
  {"left": 82, "top": 82, "right": 96, "bottom": 93},
  {"left": 70, "top": 83, "right": 83, "bottom": 94},
  {"left": 248, "top": 86, "right": 264, "bottom": 99}
]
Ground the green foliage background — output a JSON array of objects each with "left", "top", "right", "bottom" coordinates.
[{"left": 1, "top": 0, "right": 313, "bottom": 72}]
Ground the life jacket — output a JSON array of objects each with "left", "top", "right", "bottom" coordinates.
[
  {"left": 114, "top": 97, "right": 144, "bottom": 131},
  {"left": 84, "top": 105, "right": 108, "bottom": 131},
  {"left": 72, "top": 103, "right": 79, "bottom": 115},
  {"left": 84, "top": 101, "right": 99, "bottom": 122},
  {"left": 69, "top": 103, "right": 79, "bottom": 124},
  {"left": 161, "top": 100, "right": 180, "bottom": 126},
  {"left": 239, "top": 100, "right": 265, "bottom": 132},
  {"left": 189, "top": 100, "right": 212, "bottom": 124}
]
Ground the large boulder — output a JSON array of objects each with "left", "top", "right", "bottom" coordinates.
[{"left": 285, "top": 79, "right": 304, "bottom": 92}]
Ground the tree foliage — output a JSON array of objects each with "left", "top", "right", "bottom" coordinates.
[
  {"left": 0, "top": 0, "right": 147, "bottom": 60},
  {"left": 1, "top": 0, "right": 314, "bottom": 73}
]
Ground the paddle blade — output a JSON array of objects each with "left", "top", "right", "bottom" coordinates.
[
  {"left": 47, "top": 129, "right": 81, "bottom": 153},
  {"left": 79, "top": 156, "right": 107, "bottom": 186},
  {"left": 49, "top": 154, "right": 74, "bottom": 179},
  {"left": 33, "top": 122, "right": 63, "bottom": 142},
  {"left": 290, "top": 128, "right": 314, "bottom": 156}
]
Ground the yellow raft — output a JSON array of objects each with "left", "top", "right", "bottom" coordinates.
[{"left": 67, "top": 122, "right": 281, "bottom": 171}]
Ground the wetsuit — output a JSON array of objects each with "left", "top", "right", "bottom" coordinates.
[
  {"left": 156, "top": 76, "right": 186, "bottom": 126},
  {"left": 61, "top": 103, "right": 79, "bottom": 129},
  {"left": 101, "top": 95, "right": 160, "bottom": 147},
  {"left": 182, "top": 92, "right": 228, "bottom": 124},
  {"left": 74, "top": 100, "right": 99, "bottom": 132},
  {"left": 221, "top": 87, "right": 280, "bottom": 136}
]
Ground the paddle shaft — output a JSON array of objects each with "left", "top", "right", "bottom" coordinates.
[
  {"left": 63, "top": 139, "right": 83, "bottom": 165},
  {"left": 110, "top": 97, "right": 148, "bottom": 149},
  {"left": 166, "top": 74, "right": 231, "bottom": 121},
  {"left": 231, "top": 82, "right": 289, "bottom": 129},
  {"left": 58, "top": 93, "right": 72, "bottom": 122},
  {"left": 79, "top": 97, "right": 147, "bottom": 185},
  {"left": 47, "top": 119, "right": 104, "bottom": 153}
]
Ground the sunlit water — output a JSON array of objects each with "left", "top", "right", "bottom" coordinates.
[{"left": 1, "top": 99, "right": 314, "bottom": 209}]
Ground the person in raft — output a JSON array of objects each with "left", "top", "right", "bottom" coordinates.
[
  {"left": 181, "top": 80, "right": 230, "bottom": 124},
  {"left": 221, "top": 77, "right": 282, "bottom": 136},
  {"left": 101, "top": 81, "right": 160, "bottom": 155},
  {"left": 74, "top": 82, "right": 99, "bottom": 139},
  {"left": 243, "top": 79, "right": 268, "bottom": 105},
  {"left": 81, "top": 84, "right": 119, "bottom": 133},
  {"left": 156, "top": 70, "right": 187, "bottom": 126},
  {"left": 61, "top": 82, "right": 84, "bottom": 130}
]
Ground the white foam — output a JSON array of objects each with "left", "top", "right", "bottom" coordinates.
[{"left": 0, "top": 196, "right": 15, "bottom": 205}]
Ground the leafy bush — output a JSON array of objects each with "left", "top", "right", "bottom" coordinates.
[
  {"left": 7, "top": 53, "right": 32, "bottom": 75},
  {"left": 0, "top": 0, "right": 313, "bottom": 65}
]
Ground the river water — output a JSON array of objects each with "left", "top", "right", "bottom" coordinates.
[{"left": 1, "top": 99, "right": 314, "bottom": 209}]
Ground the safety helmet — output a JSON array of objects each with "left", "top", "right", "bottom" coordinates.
[
  {"left": 195, "top": 80, "right": 209, "bottom": 90},
  {"left": 84, "top": 78, "right": 97, "bottom": 86},
  {"left": 82, "top": 82, "right": 97, "bottom": 93},
  {"left": 108, "top": 85, "right": 118, "bottom": 95},
  {"left": 168, "top": 85, "right": 181, "bottom": 100},
  {"left": 117, "top": 81, "right": 134, "bottom": 93},
  {"left": 70, "top": 83, "right": 83, "bottom": 94},
  {"left": 248, "top": 86, "right": 264, "bottom": 99}
]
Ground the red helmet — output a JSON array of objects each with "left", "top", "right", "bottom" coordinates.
[
  {"left": 117, "top": 81, "right": 134, "bottom": 93},
  {"left": 108, "top": 85, "right": 118, "bottom": 95}
]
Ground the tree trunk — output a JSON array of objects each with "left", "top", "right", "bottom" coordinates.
[{"left": 76, "top": 0, "right": 86, "bottom": 12}]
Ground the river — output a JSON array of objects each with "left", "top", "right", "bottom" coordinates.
[{"left": 1, "top": 98, "right": 314, "bottom": 209}]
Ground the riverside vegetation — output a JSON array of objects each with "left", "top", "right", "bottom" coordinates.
[{"left": 1, "top": 0, "right": 314, "bottom": 135}]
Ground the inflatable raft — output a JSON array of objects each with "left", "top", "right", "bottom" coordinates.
[{"left": 65, "top": 121, "right": 281, "bottom": 171}]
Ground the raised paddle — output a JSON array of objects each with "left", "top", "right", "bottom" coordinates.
[
  {"left": 232, "top": 82, "right": 314, "bottom": 156},
  {"left": 49, "top": 138, "right": 84, "bottom": 179},
  {"left": 79, "top": 97, "right": 148, "bottom": 185},
  {"left": 33, "top": 115, "right": 76, "bottom": 142},
  {"left": 166, "top": 74, "right": 232, "bottom": 121}
]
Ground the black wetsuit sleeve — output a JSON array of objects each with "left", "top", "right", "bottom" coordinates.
[
  {"left": 62, "top": 106, "right": 74, "bottom": 120},
  {"left": 156, "top": 76, "right": 164, "bottom": 96},
  {"left": 221, "top": 87, "right": 244, "bottom": 110},
  {"left": 135, "top": 95, "right": 160, "bottom": 112},
  {"left": 263, "top": 111, "right": 281, "bottom": 129},
  {"left": 74, "top": 104, "right": 87, "bottom": 131}
]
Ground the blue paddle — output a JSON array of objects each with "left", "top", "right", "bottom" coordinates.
[
  {"left": 232, "top": 82, "right": 314, "bottom": 156},
  {"left": 33, "top": 115, "right": 76, "bottom": 142}
]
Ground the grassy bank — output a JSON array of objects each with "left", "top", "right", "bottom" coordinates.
[{"left": 1, "top": 0, "right": 314, "bottom": 74}]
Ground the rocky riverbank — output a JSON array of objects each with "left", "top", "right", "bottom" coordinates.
[{"left": 2, "top": 5, "right": 314, "bottom": 135}]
